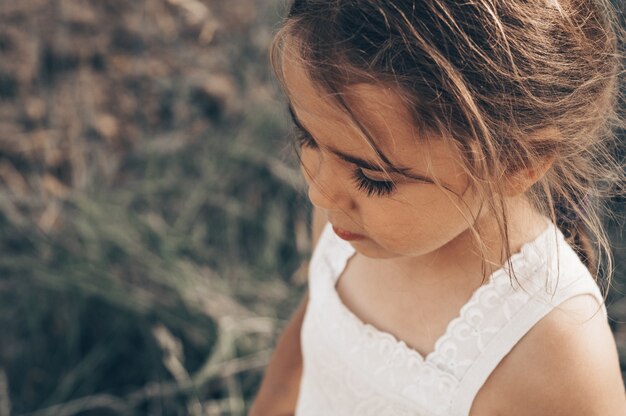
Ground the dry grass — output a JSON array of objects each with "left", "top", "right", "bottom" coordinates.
[{"left": 0, "top": 0, "right": 309, "bottom": 414}]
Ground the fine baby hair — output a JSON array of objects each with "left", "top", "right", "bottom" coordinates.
[{"left": 270, "top": 0, "right": 625, "bottom": 288}]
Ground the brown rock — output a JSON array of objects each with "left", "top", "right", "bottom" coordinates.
[
  {"left": 189, "top": 73, "right": 238, "bottom": 121},
  {"left": 24, "top": 98, "right": 47, "bottom": 123},
  {"left": 59, "top": 0, "right": 99, "bottom": 32},
  {"left": 94, "top": 114, "right": 119, "bottom": 144}
]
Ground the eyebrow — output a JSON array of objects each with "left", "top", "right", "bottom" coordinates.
[{"left": 287, "top": 104, "right": 433, "bottom": 182}]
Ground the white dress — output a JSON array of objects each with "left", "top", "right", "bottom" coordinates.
[{"left": 295, "top": 220, "right": 607, "bottom": 416}]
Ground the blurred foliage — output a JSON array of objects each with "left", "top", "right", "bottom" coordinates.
[
  {"left": 0, "top": 0, "right": 622, "bottom": 415},
  {"left": 0, "top": 0, "right": 309, "bottom": 414}
]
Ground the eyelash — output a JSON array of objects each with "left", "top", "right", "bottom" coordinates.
[
  {"left": 296, "top": 131, "right": 318, "bottom": 149},
  {"left": 295, "top": 132, "right": 397, "bottom": 197},
  {"left": 352, "top": 169, "right": 396, "bottom": 197}
]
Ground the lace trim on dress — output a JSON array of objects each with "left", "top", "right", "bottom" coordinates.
[{"left": 322, "top": 220, "right": 558, "bottom": 380}]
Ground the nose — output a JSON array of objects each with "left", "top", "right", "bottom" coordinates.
[{"left": 301, "top": 152, "right": 355, "bottom": 212}]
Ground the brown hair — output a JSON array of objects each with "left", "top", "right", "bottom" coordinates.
[{"left": 271, "top": 0, "right": 625, "bottom": 292}]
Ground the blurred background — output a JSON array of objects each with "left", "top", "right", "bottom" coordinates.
[{"left": 0, "top": 0, "right": 622, "bottom": 415}]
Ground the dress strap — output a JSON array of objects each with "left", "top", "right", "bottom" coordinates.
[{"left": 450, "top": 270, "right": 606, "bottom": 415}]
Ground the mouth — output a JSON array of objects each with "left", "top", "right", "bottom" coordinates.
[{"left": 332, "top": 225, "right": 366, "bottom": 241}]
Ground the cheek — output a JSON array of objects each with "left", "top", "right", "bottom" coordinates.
[{"left": 359, "top": 187, "right": 478, "bottom": 250}]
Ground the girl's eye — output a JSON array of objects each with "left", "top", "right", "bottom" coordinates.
[
  {"left": 296, "top": 132, "right": 318, "bottom": 149},
  {"left": 352, "top": 169, "right": 396, "bottom": 197}
]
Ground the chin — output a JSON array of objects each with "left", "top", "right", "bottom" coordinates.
[{"left": 349, "top": 240, "right": 399, "bottom": 259}]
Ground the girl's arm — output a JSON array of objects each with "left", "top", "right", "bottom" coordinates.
[
  {"left": 248, "top": 292, "right": 308, "bottom": 416},
  {"left": 249, "top": 208, "right": 327, "bottom": 416}
]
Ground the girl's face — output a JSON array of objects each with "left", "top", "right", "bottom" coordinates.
[{"left": 283, "top": 56, "right": 487, "bottom": 262}]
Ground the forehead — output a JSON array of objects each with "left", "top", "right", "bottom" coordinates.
[
  {"left": 280, "top": 44, "right": 465, "bottom": 181},
  {"left": 281, "top": 46, "right": 413, "bottom": 147}
]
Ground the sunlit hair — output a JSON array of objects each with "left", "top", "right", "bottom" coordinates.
[{"left": 270, "top": 0, "right": 625, "bottom": 294}]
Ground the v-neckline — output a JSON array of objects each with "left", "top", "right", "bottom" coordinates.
[{"left": 324, "top": 220, "right": 553, "bottom": 364}]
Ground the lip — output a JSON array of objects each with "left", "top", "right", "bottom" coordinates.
[{"left": 332, "top": 225, "right": 366, "bottom": 241}]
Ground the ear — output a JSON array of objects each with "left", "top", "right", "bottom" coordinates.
[
  {"left": 502, "top": 154, "right": 555, "bottom": 197},
  {"left": 502, "top": 128, "right": 559, "bottom": 197}
]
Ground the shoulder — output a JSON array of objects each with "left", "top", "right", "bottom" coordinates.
[{"left": 478, "top": 294, "right": 626, "bottom": 416}]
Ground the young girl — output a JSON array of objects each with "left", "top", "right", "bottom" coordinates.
[{"left": 251, "top": 0, "right": 626, "bottom": 414}]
